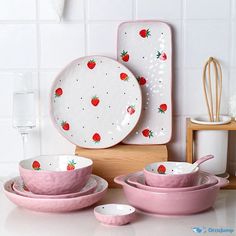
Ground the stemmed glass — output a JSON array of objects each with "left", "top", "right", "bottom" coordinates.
[{"left": 12, "top": 72, "right": 36, "bottom": 160}]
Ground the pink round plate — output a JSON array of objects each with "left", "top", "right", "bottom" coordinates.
[
  {"left": 50, "top": 56, "right": 142, "bottom": 149},
  {"left": 127, "top": 171, "right": 218, "bottom": 192},
  {"left": 4, "top": 175, "right": 108, "bottom": 213},
  {"left": 13, "top": 176, "right": 97, "bottom": 199}
]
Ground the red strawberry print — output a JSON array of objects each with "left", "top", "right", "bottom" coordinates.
[
  {"left": 157, "top": 164, "right": 166, "bottom": 174},
  {"left": 91, "top": 96, "right": 100, "bottom": 106},
  {"left": 55, "top": 88, "right": 63, "bottom": 97},
  {"left": 32, "top": 160, "right": 40, "bottom": 170},
  {"left": 142, "top": 129, "right": 153, "bottom": 138},
  {"left": 127, "top": 105, "right": 135, "bottom": 115},
  {"left": 158, "top": 104, "right": 167, "bottom": 113},
  {"left": 67, "top": 160, "right": 76, "bottom": 171},
  {"left": 120, "top": 72, "right": 129, "bottom": 81},
  {"left": 120, "top": 50, "right": 129, "bottom": 62},
  {"left": 23, "top": 184, "right": 29, "bottom": 191},
  {"left": 139, "top": 29, "right": 151, "bottom": 38},
  {"left": 157, "top": 51, "right": 167, "bottom": 61},
  {"left": 137, "top": 76, "right": 146, "bottom": 85},
  {"left": 87, "top": 59, "right": 96, "bottom": 69},
  {"left": 61, "top": 121, "right": 70, "bottom": 131},
  {"left": 93, "top": 133, "right": 101, "bottom": 143}
]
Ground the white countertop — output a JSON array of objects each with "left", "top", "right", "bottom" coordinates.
[{"left": 0, "top": 187, "right": 236, "bottom": 236}]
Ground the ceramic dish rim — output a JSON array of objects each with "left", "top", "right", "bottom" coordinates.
[
  {"left": 94, "top": 204, "right": 136, "bottom": 216},
  {"left": 4, "top": 174, "right": 108, "bottom": 201},
  {"left": 19, "top": 155, "right": 93, "bottom": 173},
  {"left": 115, "top": 173, "right": 228, "bottom": 195},
  {"left": 144, "top": 161, "right": 199, "bottom": 176},
  {"left": 127, "top": 171, "right": 218, "bottom": 192},
  {"left": 12, "top": 175, "right": 97, "bottom": 198}
]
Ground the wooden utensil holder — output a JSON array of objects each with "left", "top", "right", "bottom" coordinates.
[
  {"left": 186, "top": 118, "right": 236, "bottom": 189},
  {"left": 75, "top": 144, "right": 168, "bottom": 188}
]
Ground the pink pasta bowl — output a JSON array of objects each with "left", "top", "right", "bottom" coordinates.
[{"left": 19, "top": 155, "right": 93, "bottom": 195}]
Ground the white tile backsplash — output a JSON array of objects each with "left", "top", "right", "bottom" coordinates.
[
  {"left": 184, "top": 0, "right": 230, "bottom": 19},
  {"left": 0, "top": 0, "right": 236, "bottom": 172},
  {"left": 0, "top": 0, "right": 36, "bottom": 20},
  {"left": 87, "top": 22, "right": 121, "bottom": 58},
  {"left": 184, "top": 20, "right": 230, "bottom": 68},
  {"left": 39, "top": 70, "right": 59, "bottom": 117},
  {"left": 231, "top": 20, "right": 236, "bottom": 67},
  {"left": 0, "top": 119, "right": 40, "bottom": 162},
  {"left": 40, "top": 117, "right": 74, "bottom": 155},
  {"left": 40, "top": 23, "right": 85, "bottom": 68},
  {"left": 183, "top": 68, "right": 229, "bottom": 116},
  {"left": 136, "top": 0, "right": 182, "bottom": 20},
  {"left": 87, "top": 0, "right": 133, "bottom": 21},
  {"left": 39, "top": 0, "right": 84, "bottom": 21},
  {"left": 0, "top": 24, "right": 37, "bottom": 69},
  {"left": 167, "top": 116, "right": 185, "bottom": 161}
]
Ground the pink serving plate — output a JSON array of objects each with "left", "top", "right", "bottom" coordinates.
[
  {"left": 13, "top": 176, "right": 97, "bottom": 199},
  {"left": 127, "top": 171, "right": 218, "bottom": 192},
  {"left": 118, "top": 21, "right": 172, "bottom": 144},
  {"left": 4, "top": 175, "right": 108, "bottom": 213},
  {"left": 114, "top": 174, "right": 228, "bottom": 215}
]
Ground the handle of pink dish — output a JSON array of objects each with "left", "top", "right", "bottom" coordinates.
[
  {"left": 114, "top": 175, "right": 126, "bottom": 186},
  {"left": 215, "top": 176, "right": 229, "bottom": 188},
  {"left": 194, "top": 155, "right": 214, "bottom": 166}
]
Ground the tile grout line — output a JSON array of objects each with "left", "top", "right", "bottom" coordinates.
[
  {"left": 35, "top": 0, "right": 42, "bottom": 156},
  {"left": 84, "top": 0, "right": 88, "bottom": 55},
  {"left": 132, "top": 0, "right": 137, "bottom": 20}
]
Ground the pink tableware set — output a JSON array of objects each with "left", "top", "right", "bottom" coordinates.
[
  {"left": 3, "top": 21, "right": 229, "bottom": 225},
  {"left": 115, "top": 155, "right": 229, "bottom": 216}
]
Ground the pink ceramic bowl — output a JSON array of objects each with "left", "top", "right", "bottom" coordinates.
[
  {"left": 19, "top": 155, "right": 93, "bottom": 195},
  {"left": 114, "top": 174, "right": 229, "bottom": 215},
  {"left": 144, "top": 161, "right": 200, "bottom": 188},
  {"left": 94, "top": 204, "right": 136, "bottom": 226}
]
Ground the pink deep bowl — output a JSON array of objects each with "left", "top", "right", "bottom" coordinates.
[
  {"left": 19, "top": 155, "right": 93, "bottom": 195},
  {"left": 144, "top": 161, "right": 200, "bottom": 188}
]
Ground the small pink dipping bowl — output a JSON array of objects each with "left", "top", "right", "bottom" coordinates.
[
  {"left": 144, "top": 161, "right": 199, "bottom": 188},
  {"left": 19, "top": 155, "right": 93, "bottom": 195},
  {"left": 94, "top": 204, "right": 136, "bottom": 226}
]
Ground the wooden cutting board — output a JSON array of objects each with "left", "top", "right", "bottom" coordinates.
[{"left": 75, "top": 144, "right": 168, "bottom": 187}]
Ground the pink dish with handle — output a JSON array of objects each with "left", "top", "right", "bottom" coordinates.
[
  {"left": 127, "top": 171, "right": 218, "bottom": 192},
  {"left": 144, "top": 155, "right": 213, "bottom": 187},
  {"left": 114, "top": 173, "right": 228, "bottom": 215}
]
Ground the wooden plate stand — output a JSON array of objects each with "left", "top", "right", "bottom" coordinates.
[
  {"left": 186, "top": 118, "right": 236, "bottom": 189},
  {"left": 75, "top": 144, "right": 168, "bottom": 188}
]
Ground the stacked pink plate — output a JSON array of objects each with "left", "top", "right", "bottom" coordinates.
[{"left": 4, "top": 155, "right": 108, "bottom": 212}]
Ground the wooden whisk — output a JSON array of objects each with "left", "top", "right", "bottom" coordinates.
[{"left": 202, "top": 57, "right": 223, "bottom": 122}]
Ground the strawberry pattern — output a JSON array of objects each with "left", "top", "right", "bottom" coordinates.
[
  {"left": 32, "top": 161, "right": 40, "bottom": 170},
  {"left": 50, "top": 56, "right": 142, "bottom": 149},
  {"left": 118, "top": 22, "right": 172, "bottom": 144}
]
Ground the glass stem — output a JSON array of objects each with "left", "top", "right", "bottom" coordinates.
[{"left": 21, "top": 132, "right": 28, "bottom": 160}]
